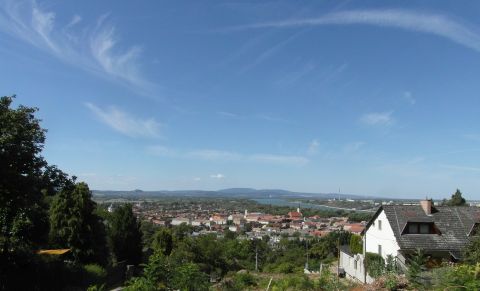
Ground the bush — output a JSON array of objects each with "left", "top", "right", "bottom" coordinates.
[
  {"left": 406, "top": 249, "right": 426, "bottom": 287},
  {"left": 349, "top": 235, "right": 363, "bottom": 254},
  {"left": 124, "top": 277, "right": 157, "bottom": 291},
  {"left": 87, "top": 284, "right": 106, "bottom": 291},
  {"left": 220, "top": 271, "right": 258, "bottom": 290},
  {"left": 272, "top": 275, "right": 314, "bottom": 291},
  {"left": 433, "top": 263, "right": 480, "bottom": 290},
  {"left": 275, "top": 262, "right": 298, "bottom": 274},
  {"left": 365, "top": 252, "right": 385, "bottom": 278},
  {"left": 384, "top": 272, "right": 399, "bottom": 291},
  {"left": 83, "top": 264, "right": 107, "bottom": 286},
  {"left": 234, "top": 272, "right": 257, "bottom": 288}
]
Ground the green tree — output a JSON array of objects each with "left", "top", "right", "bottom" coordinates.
[
  {"left": 108, "top": 204, "right": 142, "bottom": 265},
  {"left": 151, "top": 228, "right": 173, "bottom": 256},
  {"left": 143, "top": 250, "right": 172, "bottom": 289},
  {"left": 365, "top": 252, "right": 385, "bottom": 278},
  {"left": 0, "top": 96, "right": 47, "bottom": 257},
  {"left": 445, "top": 189, "right": 467, "bottom": 206},
  {"left": 171, "top": 263, "right": 209, "bottom": 291},
  {"left": 0, "top": 96, "right": 69, "bottom": 289},
  {"left": 407, "top": 249, "right": 426, "bottom": 287},
  {"left": 349, "top": 234, "right": 363, "bottom": 254},
  {"left": 465, "top": 236, "right": 480, "bottom": 265},
  {"left": 49, "top": 182, "right": 108, "bottom": 265}
]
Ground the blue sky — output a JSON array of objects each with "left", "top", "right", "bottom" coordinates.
[{"left": 2, "top": 0, "right": 480, "bottom": 199}]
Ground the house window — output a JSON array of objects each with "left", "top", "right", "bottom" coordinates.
[
  {"left": 408, "top": 223, "right": 418, "bottom": 234},
  {"left": 404, "top": 222, "right": 438, "bottom": 234},
  {"left": 378, "top": 244, "right": 382, "bottom": 256},
  {"left": 378, "top": 220, "right": 382, "bottom": 230},
  {"left": 419, "top": 224, "right": 430, "bottom": 234},
  {"left": 354, "top": 260, "right": 357, "bottom": 270}
]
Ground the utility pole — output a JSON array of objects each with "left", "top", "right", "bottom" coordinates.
[
  {"left": 255, "top": 242, "right": 258, "bottom": 272},
  {"left": 265, "top": 277, "right": 273, "bottom": 291},
  {"left": 305, "top": 238, "right": 309, "bottom": 271},
  {"left": 337, "top": 238, "right": 340, "bottom": 285},
  {"left": 363, "top": 234, "right": 367, "bottom": 284}
]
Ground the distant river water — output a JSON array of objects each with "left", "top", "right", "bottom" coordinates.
[
  {"left": 252, "top": 198, "right": 374, "bottom": 212},
  {"left": 252, "top": 198, "right": 335, "bottom": 211}
]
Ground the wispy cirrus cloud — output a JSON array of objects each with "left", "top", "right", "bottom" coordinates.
[
  {"left": 147, "top": 146, "right": 309, "bottom": 166},
  {"left": 440, "top": 164, "right": 480, "bottom": 172},
  {"left": 210, "top": 173, "right": 225, "bottom": 179},
  {"left": 146, "top": 145, "right": 175, "bottom": 156},
  {"left": 360, "top": 111, "right": 394, "bottom": 127},
  {"left": 307, "top": 139, "right": 320, "bottom": 155},
  {"left": 240, "top": 31, "right": 304, "bottom": 73},
  {"left": 0, "top": 0, "right": 152, "bottom": 93},
  {"left": 217, "top": 111, "right": 294, "bottom": 124},
  {"left": 228, "top": 9, "right": 480, "bottom": 53},
  {"left": 463, "top": 133, "right": 480, "bottom": 142},
  {"left": 403, "top": 91, "right": 416, "bottom": 105},
  {"left": 343, "top": 141, "right": 365, "bottom": 153},
  {"left": 86, "top": 103, "right": 163, "bottom": 138},
  {"left": 249, "top": 154, "right": 308, "bottom": 166},
  {"left": 187, "top": 150, "right": 242, "bottom": 161}
]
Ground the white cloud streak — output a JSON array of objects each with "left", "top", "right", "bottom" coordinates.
[
  {"left": 463, "top": 134, "right": 480, "bottom": 142},
  {"left": 307, "top": 139, "right": 320, "bottom": 155},
  {"left": 217, "top": 111, "right": 294, "bottom": 124},
  {"left": 210, "top": 174, "right": 225, "bottom": 179},
  {"left": 403, "top": 91, "right": 416, "bottom": 105},
  {"left": 86, "top": 103, "right": 162, "bottom": 138},
  {"left": 229, "top": 9, "right": 480, "bottom": 53},
  {"left": 249, "top": 154, "right": 308, "bottom": 166},
  {"left": 343, "top": 141, "right": 365, "bottom": 153},
  {"left": 147, "top": 146, "right": 309, "bottom": 166},
  {"left": 0, "top": 0, "right": 152, "bottom": 92},
  {"left": 440, "top": 164, "right": 480, "bottom": 172},
  {"left": 187, "top": 150, "right": 242, "bottom": 161},
  {"left": 360, "top": 111, "right": 394, "bottom": 126}
]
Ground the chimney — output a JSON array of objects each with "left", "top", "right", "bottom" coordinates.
[{"left": 420, "top": 198, "right": 433, "bottom": 215}]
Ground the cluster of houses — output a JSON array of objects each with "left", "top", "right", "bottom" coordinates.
[
  {"left": 340, "top": 198, "right": 480, "bottom": 283},
  {"left": 133, "top": 205, "right": 366, "bottom": 239}
]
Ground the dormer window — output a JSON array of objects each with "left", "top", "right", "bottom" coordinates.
[{"left": 402, "top": 222, "right": 440, "bottom": 235}]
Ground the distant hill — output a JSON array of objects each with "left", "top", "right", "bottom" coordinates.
[{"left": 92, "top": 188, "right": 379, "bottom": 200}]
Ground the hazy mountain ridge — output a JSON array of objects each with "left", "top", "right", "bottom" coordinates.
[{"left": 92, "top": 188, "right": 379, "bottom": 200}]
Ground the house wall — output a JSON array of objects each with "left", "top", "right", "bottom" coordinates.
[
  {"left": 364, "top": 210, "right": 400, "bottom": 261},
  {"left": 339, "top": 251, "right": 374, "bottom": 284}
]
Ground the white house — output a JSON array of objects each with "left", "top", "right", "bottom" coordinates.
[
  {"left": 340, "top": 199, "right": 480, "bottom": 283},
  {"left": 171, "top": 217, "right": 191, "bottom": 226}
]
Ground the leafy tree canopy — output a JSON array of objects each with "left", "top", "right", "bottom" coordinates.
[
  {"left": 444, "top": 189, "right": 467, "bottom": 206},
  {"left": 49, "top": 182, "right": 108, "bottom": 265},
  {"left": 108, "top": 204, "right": 142, "bottom": 265}
]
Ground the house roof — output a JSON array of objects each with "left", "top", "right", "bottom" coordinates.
[
  {"left": 288, "top": 211, "right": 302, "bottom": 217},
  {"left": 345, "top": 224, "right": 365, "bottom": 233},
  {"left": 365, "top": 205, "right": 480, "bottom": 258}
]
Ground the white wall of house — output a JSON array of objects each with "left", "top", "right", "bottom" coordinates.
[
  {"left": 364, "top": 210, "right": 400, "bottom": 261},
  {"left": 339, "top": 251, "right": 374, "bottom": 284},
  {"left": 171, "top": 218, "right": 191, "bottom": 226}
]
